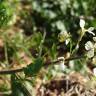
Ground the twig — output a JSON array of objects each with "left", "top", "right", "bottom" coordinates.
[
  {"left": 0, "top": 55, "right": 85, "bottom": 75},
  {"left": 0, "top": 68, "right": 24, "bottom": 74},
  {"left": 45, "top": 55, "right": 85, "bottom": 66}
]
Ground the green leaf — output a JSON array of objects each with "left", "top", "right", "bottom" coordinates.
[
  {"left": 11, "top": 74, "right": 32, "bottom": 96},
  {"left": 50, "top": 44, "right": 57, "bottom": 59},
  {"left": 24, "top": 58, "right": 43, "bottom": 76}
]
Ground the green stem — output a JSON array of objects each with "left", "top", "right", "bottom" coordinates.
[
  {"left": 4, "top": 41, "right": 9, "bottom": 67},
  {"left": 38, "top": 32, "right": 46, "bottom": 58},
  {"left": 71, "top": 30, "right": 85, "bottom": 55},
  {"left": 70, "top": 39, "right": 73, "bottom": 54}
]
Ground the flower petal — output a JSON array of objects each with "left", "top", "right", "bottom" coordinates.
[
  {"left": 88, "top": 31, "right": 95, "bottom": 36},
  {"left": 86, "top": 49, "right": 94, "bottom": 58},
  {"left": 88, "top": 27, "right": 94, "bottom": 32},
  {"left": 80, "top": 19, "right": 85, "bottom": 29},
  {"left": 87, "top": 27, "right": 95, "bottom": 36},
  {"left": 93, "top": 37, "right": 96, "bottom": 42},
  {"left": 85, "top": 41, "right": 94, "bottom": 50},
  {"left": 65, "top": 38, "right": 70, "bottom": 45},
  {"left": 59, "top": 62, "right": 66, "bottom": 71},
  {"left": 93, "top": 68, "right": 96, "bottom": 76},
  {"left": 58, "top": 57, "right": 65, "bottom": 71}
]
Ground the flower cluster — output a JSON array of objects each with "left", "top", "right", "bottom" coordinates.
[
  {"left": 57, "top": 19, "right": 96, "bottom": 73},
  {"left": 79, "top": 19, "right": 96, "bottom": 58}
]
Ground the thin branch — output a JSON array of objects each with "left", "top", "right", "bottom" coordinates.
[
  {"left": 45, "top": 55, "right": 85, "bottom": 66},
  {"left": 65, "top": 55, "right": 85, "bottom": 62},
  {"left": 0, "top": 55, "right": 85, "bottom": 75},
  {"left": 0, "top": 68, "right": 24, "bottom": 74}
]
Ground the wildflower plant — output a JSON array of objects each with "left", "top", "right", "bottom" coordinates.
[
  {"left": 79, "top": 19, "right": 95, "bottom": 57},
  {"left": 58, "top": 18, "right": 96, "bottom": 74},
  {"left": 0, "top": 1, "right": 96, "bottom": 95}
]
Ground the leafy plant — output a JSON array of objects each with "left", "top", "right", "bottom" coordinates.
[
  {"left": 0, "top": 1, "right": 96, "bottom": 96},
  {"left": 0, "top": 1, "right": 13, "bottom": 27}
]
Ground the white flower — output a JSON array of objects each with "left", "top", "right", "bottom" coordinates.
[
  {"left": 93, "top": 68, "right": 96, "bottom": 76},
  {"left": 85, "top": 41, "right": 93, "bottom": 50},
  {"left": 86, "top": 49, "right": 94, "bottom": 58},
  {"left": 87, "top": 27, "right": 95, "bottom": 36},
  {"left": 59, "top": 61, "right": 65, "bottom": 71},
  {"left": 80, "top": 19, "right": 85, "bottom": 29},
  {"left": 79, "top": 19, "right": 95, "bottom": 36},
  {"left": 93, "top": 37, "right": 96, "bottom": 42},
  {"left": 58, "top": 57, "right": 65, "bottom": 71},
  {"left": 65, "top": 38, "right": 70, "bottom": 45},
  {"left": 85, "top": 41, "right": 94, "bottom": 58}
]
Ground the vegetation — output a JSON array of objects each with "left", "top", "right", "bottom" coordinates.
[{"left": 0, "top": 0, "right": 96, "bottom": 96}]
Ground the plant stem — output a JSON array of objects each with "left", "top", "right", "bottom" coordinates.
[
  {"left": 0, "top": 55, "right": 85, "bottom": 75},
  {"left": 71, "top": 29, "right": 85, "bottom": 55},
  {"left": 39, "top": 32, "right": 46, "bottom": 58},
  {"left": 4, "top": 41, "right": 9, "bottom": 67}
]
